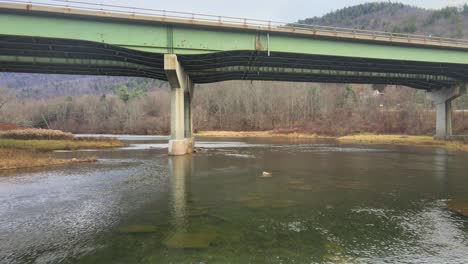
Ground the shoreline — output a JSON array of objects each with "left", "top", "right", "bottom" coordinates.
[
  {"left": 0, "top": 138, "right": 126, "bottom": 151},
  {"left": 0, "top": 130, "right": 127, "bottom": 171},
  {"left": 0, "top": 149, "right": 98, "bottom": 171},
  {"left": 195, "top": 131, "right": 333, "bottom": 139},
  {"left": 196, "top": 131, "right": 468, "bottom": 152}
]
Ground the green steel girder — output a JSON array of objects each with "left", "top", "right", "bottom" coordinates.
[
  {"left": 0, "top": 55, "right": 152, "bottom": 69},
  {"left": 189, "top": 66, "right": 456, "bottom": 82},
  {"left": 1, "top": 10, "right": 468, "bottom": 64},
  {"left": 0, "top": 6, "right": 468, "bottom": 90}
]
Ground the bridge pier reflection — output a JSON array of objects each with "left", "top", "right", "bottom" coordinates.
[{"left": 169, "top": 155, "right": 193, "bottom": 228}]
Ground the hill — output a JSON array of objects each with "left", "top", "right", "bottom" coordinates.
[
  {"left": 299, "top": 2, "right": 468, "bottom": 38},
  {"left": 0, "top": 73, "right": 167, "bottom": 99}
]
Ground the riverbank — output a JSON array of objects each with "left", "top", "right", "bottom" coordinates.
[
  {"left": 337, "top": 134, "right": 468, "bottom": 151},
  {"left": 0, "top": 149, "right": 97, "bottom": 171},
  {"left": 0, "top": 128, "right": 126, "bottom": 170},
  {"left": 196, "top": 130, "right": 333, "bottom": 139},
  {"left": 197, "top": 131, "right": 468, "bottom": 151},
  {"left": 0, "top": 138, "right": 125, "bottom": 151}
]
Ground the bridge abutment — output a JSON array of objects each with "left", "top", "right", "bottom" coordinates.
[
  {"left": 428, "top": 84, "right": 466, "bottom": 139},
  {"left": 165, "top": 54, "right": 195, "bottom": 156}
]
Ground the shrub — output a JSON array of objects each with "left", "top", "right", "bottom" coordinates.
[{"left": 0, "top": 128, "right": 74, "bottom": 140}]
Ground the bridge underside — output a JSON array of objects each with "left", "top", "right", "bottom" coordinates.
[
  {"left": 0, "top": 35, "right": 467, "bottom": 155},
  {"left": 0, "top": 35, "right": 465, "bottom": 90}
]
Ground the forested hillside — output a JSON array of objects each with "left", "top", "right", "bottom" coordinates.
[
  {"left": 0, "top": 73, "right": 167, "bottom": 99},
  {"left": 299, "top": 2, "right": 468, "bottom": 38},
  {"left": 1, "top": 2, "right": 468, "bottom": 135}
]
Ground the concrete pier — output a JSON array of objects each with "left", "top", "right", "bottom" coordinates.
[
  {"left": 428, "top": 84, "right": 466, "bottom": 139},
  {"left": 165, "top": 54, "right": 195, "bottom": 155}
]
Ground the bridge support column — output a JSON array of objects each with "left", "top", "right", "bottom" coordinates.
[
  {"left": 428, "top": 84, "right": 466, "bottom": 140},
  {"left": 165, "top": 54, "right": 195, "bottom": 155}
]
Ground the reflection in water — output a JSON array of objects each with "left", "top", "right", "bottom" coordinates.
[
  {"left": 1, "top": 137, "right": 468, "bottom": 263},
  {"left": 169, "top": 156, "right": 192, "bottom": 228},
  {"left": 433, "top": 149, "right": 448, "bottom": 180}
]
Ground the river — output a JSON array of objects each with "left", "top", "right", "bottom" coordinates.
[{"left": 1, "top": 136, "right": 468, "bottom": 263}]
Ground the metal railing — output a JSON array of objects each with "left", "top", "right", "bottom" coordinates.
[{"left": 2, "top": 0, "right": 468, "bottom": 47}]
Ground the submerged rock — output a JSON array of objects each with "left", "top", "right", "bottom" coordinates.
[
  {"left": 271, "top": 200, "right": 299, "bottom": 208},
  {"left": 163, "top": 230, "right": 218, "bottom": 249},
  {"left": 239, "top": 194, "right": 268, "bottom": 208},
  {"left": 288, "top": 180, "right": 315, "bottom": 191},
  {"left": 239, "top": 194, "right": 299, "bottom": 209},
  {"left": 118, "top": 225, "right": 157, "bottom": 234},
  {"left": 289, "top": 185, "right": 315, "bottom": 191},
  {"left": 337, "top": 181, "right": 369, "bottom": 190},
  {"left": 447, "top": 200, "right": 468, "bottom": 217},
  {"left": 259, "top": 171, "right": 273, "bottom": 178},
  {"left": 289, "top": 180, "right": 305, "bottom": 185},
  {"left": 245, "top": 198, "right": 268, "bottom": 209},
  {"left": 188, "top": 207, "right": 211, "bottom": 218}
]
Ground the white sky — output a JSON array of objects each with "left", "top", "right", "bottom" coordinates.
[{"left": 42, "top": 0, "right": 468, "bottom": 22}]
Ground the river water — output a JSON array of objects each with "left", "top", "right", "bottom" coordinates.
[{"left": 1, "top": 136, "right": 468, "bottom": 263}]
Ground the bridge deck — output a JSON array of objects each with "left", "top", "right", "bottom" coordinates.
[{"left": 1, "top": 1, "right": 468, "bottom": 50}]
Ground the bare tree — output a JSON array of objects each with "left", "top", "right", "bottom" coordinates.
[{"left": 0, "top": 87, "right": 15, "bottom": 111}]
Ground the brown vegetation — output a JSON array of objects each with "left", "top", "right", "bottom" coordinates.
[
  {"left": 0, "top": 123, "right": 22, "bottom": 131},
  {"left": 0, "top": 128, "right": 124, "bottom": 171},
  {"left": 196, "top": 130, "right": 329, "bottom": 139},
  {"left": 197, "top": 131, "right": 468, "bottom": 151},
  {"left": 1, "top": 82, "right": 468, "bottom": 136},
  {"left": 0, "top": 128, "right": 125, "bottom": 150},
  {"left": 337, "top": 134, "right": 468, "bottom": 152},
  {"left": 0, "top": 128, "right": 74, "bottom": 140},
  {"left": 0, "top": 149, "right": 97, "bottom": 170},
  {"left": 0, "top": 138, "right": 125, "bottom": 151}
]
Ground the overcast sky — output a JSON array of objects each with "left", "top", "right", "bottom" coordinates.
[{"left": 42, "top": 0, "right": 468, "bottom": 21}]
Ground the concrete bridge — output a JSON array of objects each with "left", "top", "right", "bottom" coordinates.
[{"left": 0, "top": 0, "right": 467, "bottom": 155}]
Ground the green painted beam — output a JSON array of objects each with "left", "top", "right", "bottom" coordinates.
[
  {"left": 190, "top": 66, "right": 456, "bottom": 81},
  {"left": 0, "top": 55, "right": 151, "bottom": 69},
  {"left": 1, "top": 11, "right": 468, "bottom": 64}
]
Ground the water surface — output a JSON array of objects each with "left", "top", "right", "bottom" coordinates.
[{"left": 1, "top": 136, "right": 468, "bottom": 263}]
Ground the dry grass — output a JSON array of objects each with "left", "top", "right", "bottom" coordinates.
[
  {"left": 198, "top": 131, "right": 468, "bottom": 152},
  {"left": 0, "top": 128, "right": 74, "bottom": 140},
  {"left": 0, "top": 149, "right": 97, "bottom": 170},
  {"left": 0, "top": 123, "right": 22, "bottom": 131},
  {"left": 196, "top": 130, "right": 332, "bottom": 139},
  {"left": 337, "top": 134, "right": 468, "bottom": 151},
  {"left": 0, "top": 138, "right": 125, "bottom": 151},
  {"left": 0, "top": 129, "right": 124, "bottom": 171},
  {"left": 0, "top": 128, "right": 125, "bottom": 150}
]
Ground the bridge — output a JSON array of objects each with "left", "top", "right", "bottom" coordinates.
[{"left": 0, "top": 0, "right": 467, "bottom": 155}]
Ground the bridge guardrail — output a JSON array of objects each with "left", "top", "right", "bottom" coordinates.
[{"left": 1, "top": 0, "right": 468, "bottom": 48}]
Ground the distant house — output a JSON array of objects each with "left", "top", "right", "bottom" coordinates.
[{"left": 372, "top": 90, "right": 385, "bottom": 97}]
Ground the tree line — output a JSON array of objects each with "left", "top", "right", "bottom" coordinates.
[{"left": 1, "top": 83, "right": 468, "bottom": 136}]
